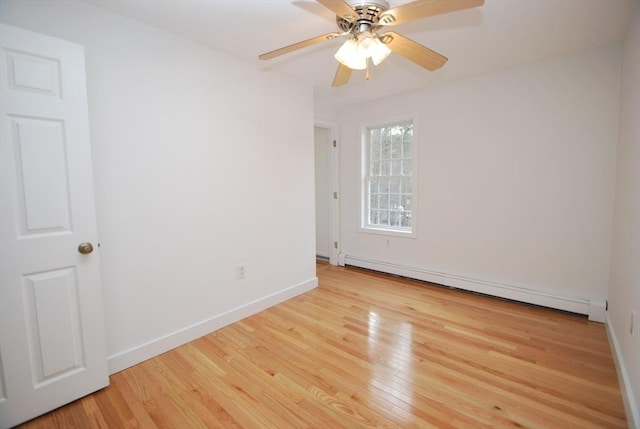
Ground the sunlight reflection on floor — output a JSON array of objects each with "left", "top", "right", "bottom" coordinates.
[{"left": 368, "top": 310, "right": 415, "bottom": 422}]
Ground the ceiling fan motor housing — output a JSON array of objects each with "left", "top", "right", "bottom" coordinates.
[{"left": 336, "top": 0, "right": 391, "bottom": 34}]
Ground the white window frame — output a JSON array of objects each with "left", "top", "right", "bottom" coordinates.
[{"left": 360, "top": 117, "right": 418, "bottom": 238}]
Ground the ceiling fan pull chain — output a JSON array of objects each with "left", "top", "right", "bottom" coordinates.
[{"left": 366, "top": 58, "right": 370, "bottom": 80}]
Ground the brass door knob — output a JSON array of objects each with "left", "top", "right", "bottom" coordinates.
[{"left": 78, "top": 242, "right": 94, "bottom": 255}]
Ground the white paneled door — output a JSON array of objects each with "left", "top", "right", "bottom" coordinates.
[{"left": 0, "top": 24, "right": 108, "bottom": 428}]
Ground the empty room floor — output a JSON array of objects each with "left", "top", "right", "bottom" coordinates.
[{"left": 19, "top": 261, "right": 626, "bottom": 428}]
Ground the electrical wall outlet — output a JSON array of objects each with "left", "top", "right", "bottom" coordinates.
[{"left": 236, "top": 264, "right": 246, "bottom": 280}]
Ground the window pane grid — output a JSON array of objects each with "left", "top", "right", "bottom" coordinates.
[{"left": 364, "top": 122, "right": 413, "bottom": 232}]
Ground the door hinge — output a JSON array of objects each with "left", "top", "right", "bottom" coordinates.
[
  {"left": 334, "top": 242, "right": 338, "bottom": 249},
  {"left": 332, "top": 139, "right": 337, "bottom": 148},
  {"left": 333, "top": 191, "right": 338, "bottom": 199}
]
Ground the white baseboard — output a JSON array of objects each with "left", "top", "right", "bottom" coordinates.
[
  {"left": 605, "top": 314, "right": 639, "bottom": 429},
  {"left": 343, "top": 255, "right": 602, "bottom": 318},
  {"left": 107, "top": 277, "right": 318, "bottom": 374}
]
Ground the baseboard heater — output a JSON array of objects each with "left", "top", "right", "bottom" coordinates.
[{"left": 342, "top": 254, "right": 605, "bottom": 322}]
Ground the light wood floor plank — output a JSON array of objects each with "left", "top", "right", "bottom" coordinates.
[{"left": 18, "top": 262, "right": 627, "bottom": 428}]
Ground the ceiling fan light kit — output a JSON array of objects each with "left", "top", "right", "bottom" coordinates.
[
  {"left": 259, "top": 0, "right": 484, "bottom": 86},
  {"left": 334, "top": 32, "right": 391, "bottom": 70},
  {"left": 334, "top": 38, "right": 366, "bottom": 69}
]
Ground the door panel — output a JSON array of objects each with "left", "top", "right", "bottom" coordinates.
[
  {"left": 0, "top": 24, "right": 108, "bottom": 429},
  {"left": 5, "top": 48, "right": 62, "bottom": 97},
  {"left": 11, "top": 116, "right": 72, "bottom": 235},
  {"left": 24, "top": 267, "right": 84, "bottom": 384},
  {"left": 314, "top": 126, "right": 331, "bottom": 259}
]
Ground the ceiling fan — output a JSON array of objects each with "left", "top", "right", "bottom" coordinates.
[{"left": 258, "top": 0, "right": 484, "bottom": 86}]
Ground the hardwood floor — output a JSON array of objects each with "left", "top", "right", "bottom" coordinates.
[{"left": 19, "top": 261, "right": 626, "bottom": 428}]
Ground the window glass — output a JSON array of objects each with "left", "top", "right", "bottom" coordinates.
[{"left": 363, "top": 121, "right": 414, "bottom": 234}]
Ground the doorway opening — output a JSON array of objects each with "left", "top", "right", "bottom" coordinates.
[{"left": 314, "top": 122, "right": 339, "bottom": 265}]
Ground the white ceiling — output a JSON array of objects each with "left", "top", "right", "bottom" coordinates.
[{"left": 86, "top": 0, "right": 636, "bottom": 107}]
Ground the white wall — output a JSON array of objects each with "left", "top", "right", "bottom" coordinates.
[
  {"left": 0, "top": 0, "right": 317, "bottom": 372},
  {"left": 314, "top": 93, "right": 338, "bottom": 124},
  {"left": 337, "top": 46, "right": 621, "bottom": 315},
  {"left": 608, "top": 5, "right": 640, "bottom": 426}
]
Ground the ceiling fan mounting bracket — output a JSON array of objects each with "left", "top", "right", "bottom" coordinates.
[{"left": 335, "top": 0, "right": 390, "bottom": 35}]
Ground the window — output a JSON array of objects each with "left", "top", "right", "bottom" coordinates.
[{"left": 363, "top": 120, "right": 414, "bottom": 235}]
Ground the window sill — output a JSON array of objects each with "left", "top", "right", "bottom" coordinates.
[{"left": 358, "top": 226, "right": 416, "bottom": 239}]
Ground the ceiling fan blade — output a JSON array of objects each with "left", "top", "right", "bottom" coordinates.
[
  {"left": 259, "top": 32, "right": 342, "bottom": 60},
  {"left": 379, "top": 0, "right": 484, "bottom": 26},
  {"left": 332, "top": 63, "right": 352, "bottom": 87},
  {"left": 379, "top": 32, "right": 447, "bottom": 71},
  {"left": 316, "top": 0, "right": 358, "bottom": 22}
]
